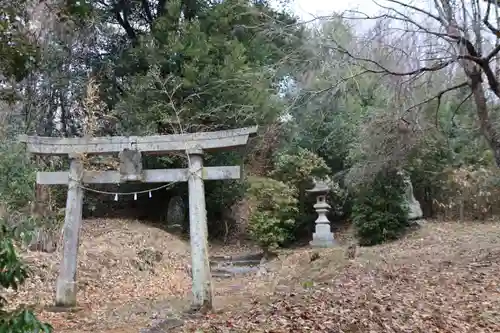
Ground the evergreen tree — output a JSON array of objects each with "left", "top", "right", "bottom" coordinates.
[{"left": 352, "top": 169, "right": 409, "bottom": 246}]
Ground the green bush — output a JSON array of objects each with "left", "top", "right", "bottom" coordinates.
[
  {"left": 0, "top": 143, "right": 53, "bottom": 331},
  {"left": 405, "top": 135, "right": 453, "bottom": 217},
  {"left": 0, "top": 142, "right": 44, "bottom": 239},
  {"left": 0, "top": 142, "right": 36, "bottom": 209},
  {"left": 271, "top": 148, "right": 331, "bottom": 187},
  {"left": 246, "top": 177, "right": 298, "bottom": 254},
  {"left": 352, "top": 168, "right": 409, "bottom": 246},
  {"left": 0, "top": 224, "right": 52, "bottom": 332},
  {"left": 271, "top": 148, "right": 330, "bottom": 237}
]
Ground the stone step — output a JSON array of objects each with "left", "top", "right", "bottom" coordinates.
[
  {"left": 209, "top": 252, "right": 264, "bottom": 263},
  {"left": 209, "top": 259, "right": 262, "bottom": 267},
  {"left": 211, "top": 272, "right": 233, "bottom": 279},
  {"left": 211, "top": 265, "right": 260, "bottom": 275},
  {"left": 209, "top": 252, "right": 266, "bottom": 279}
]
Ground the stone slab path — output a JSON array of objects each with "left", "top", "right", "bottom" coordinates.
[
  {"left": 210, "top": 252, "right": 264, "bottom": 278},
  {"left": 139, "top": 252, "right": 265, "bottom": 332}
]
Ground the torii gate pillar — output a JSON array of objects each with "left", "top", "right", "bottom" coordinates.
[
  {"left": 55, "top": 154, "right": 84, "bottom": 307},
  {"left": 187, "top": 147, "right": 212, "bottom": 310}
]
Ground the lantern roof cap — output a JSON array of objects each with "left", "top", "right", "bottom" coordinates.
[{"left": 306, "top": 179, "right": 330, "bottom": 194}]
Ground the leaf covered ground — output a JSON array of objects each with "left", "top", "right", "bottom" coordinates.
[
  {"left": 3, "top": 219, "right": 500, "bottom": 332},
  {"left": 4, "top": 219, "right": 193, "bottom": 332},
  {"left": 179, "top": 221, "right": 500, "bottom": 333}
]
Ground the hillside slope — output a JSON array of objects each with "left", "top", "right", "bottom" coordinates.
[
  {"left": 180, "top": 221, "right": 500, "bottom": 333},
  {"left": 4, "top": 219, "right": 500, "bottom": 332},
  {"left": 6, "top": 219, "right": 193, "bottom": 332}
]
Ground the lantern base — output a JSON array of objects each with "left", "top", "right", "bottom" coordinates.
[{"left": 309, "top": 232, "right": 336, "bottom": 248}]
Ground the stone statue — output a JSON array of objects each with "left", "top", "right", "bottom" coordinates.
[{"left": 398, "top": 169, "right": 423, "bottom": 220}]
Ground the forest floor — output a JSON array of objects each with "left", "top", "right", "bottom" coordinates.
[{"left": 4, "top": 218, "right": 500, "bottom": 332}]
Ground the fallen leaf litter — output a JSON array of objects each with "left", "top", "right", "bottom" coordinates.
[{"left": 3, "top": 219, "right": 500, "bottom": 333}]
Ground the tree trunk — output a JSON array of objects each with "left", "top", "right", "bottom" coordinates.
[
  {"left": 440, "top": 0, "right": 500, "bottom": 166},
  {"left": 470, "top": 78, "right": 500, "bottom": 166}
]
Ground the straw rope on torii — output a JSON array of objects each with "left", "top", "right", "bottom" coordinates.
[{"left": 18, "top": 126, "right": 258, "bottom": 312}]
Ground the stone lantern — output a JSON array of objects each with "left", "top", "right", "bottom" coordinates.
[{"left": 306, "top": 179, "right": 336, "bottom": 247}]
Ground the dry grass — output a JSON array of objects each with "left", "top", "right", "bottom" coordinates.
[
  {"left": 5, "top": 218, "right": 193, "bottom": 332},
  {"left": 4, "top": 219, "right": 500, "bottom": 332}
]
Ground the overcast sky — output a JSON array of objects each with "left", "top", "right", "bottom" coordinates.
[{"left": 291, "top": 0, "right": 380, "bottom": 21}]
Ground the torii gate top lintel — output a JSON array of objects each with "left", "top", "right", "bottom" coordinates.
[{"left": 18, "top": 126, "right": 258, "bottom": 155}]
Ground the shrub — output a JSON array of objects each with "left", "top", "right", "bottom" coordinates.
[
  {"left": 0, "top": 142, "right": 47, "bottom": 242},
  {"left": 0, "top": 142, "right": 36, "bottom": 209},
  {"left": 352, "top": 168, "right": 409, "bottom": 246},
  {"left": 405, "top": 135, "right": 454, "bottom": 217},
  {"left": 0, "top": 143, "right": 53, "bottom": 331},
  {"left": 271, "top": 148, "right": 331, "bottom": 236},
  {"left": 205, "top": 178, "right": 248, "bottom": 239},
  {"left": 271, "top": 148, "right": 331, "bottom": 187},
  {"left": 435, "top": 166, "right": 500, "bottom": 220},
  {"left": 0, "top": 224, "right": 53, "bottom": 332},
  {"left": 246, "top": 177, "right": 298, "bottom": 254}
]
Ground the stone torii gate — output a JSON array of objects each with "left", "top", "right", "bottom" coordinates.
[{"left": 19, "top": 126, "right": 257, "bottom": 310}]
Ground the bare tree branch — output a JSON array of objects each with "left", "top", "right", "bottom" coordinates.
[
  {"left": 361, "top": 1, "right": 500, "bottom": 97},
  {"left": 451, "top": 91, "right": 473, "bottom": 128},
  {"left": 405, "top": 81, "right": 469, "bottom": 113},
  {"left": 329, "top": 42, "right": 455, "bottom": 76},
  {"left": 384, "top": 0, "right": 445, "bottom": 24},
  {"left": 484, "top": 0, "right": 500, "bottom": 37}
]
